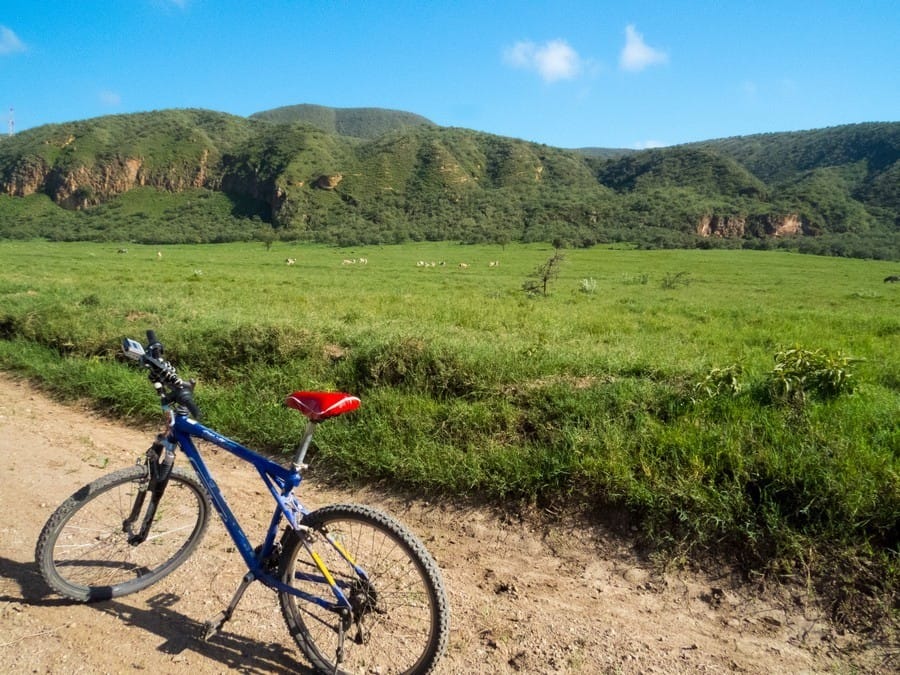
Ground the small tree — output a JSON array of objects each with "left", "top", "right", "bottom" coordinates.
[
  {"left": 523, "top": 251, "right": 565, "bottom": 296},
  {"left": 257, "top": 226, "right": 277, "bottom": 250}
]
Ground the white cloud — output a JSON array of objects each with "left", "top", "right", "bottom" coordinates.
[
  {"left": 0, "top": 26, "right": 26, "bottom": 55},
  {"left": 504, "top": 39, "right": 581, "bottom": 82},
  {"left": 504, "top": 41, "right": 535, "bottom": 68},
  {"left": 633, "top": 140, "right": 667, "bottom": 149},
  {"left": 99, "top": 90, "right": 122, "bottom": 107},
  {"left": 619, "top": 24, "right": 667, "bottom": 72},
  {"left": 535, "top": 40, "right": 581, "bottom": 81}
]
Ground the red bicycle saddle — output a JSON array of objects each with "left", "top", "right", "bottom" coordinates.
[{"left": 285, "top": 391, "right": 361, "bottom": 422}]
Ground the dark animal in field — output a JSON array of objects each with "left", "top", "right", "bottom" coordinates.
[{"left": 885, "top": 275, "right": 900, "bottom": 283}]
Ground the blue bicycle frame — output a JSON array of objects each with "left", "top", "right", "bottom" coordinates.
[{"left": 164, "top": 409, "right": 361, "bottom": 614}]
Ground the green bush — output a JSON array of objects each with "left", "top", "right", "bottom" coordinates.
[
  {"left": 770, "top": 346, "right": 858, "bottom": 402},
  {"left": 693, "top": 364, "right": 744, "bottom": 400},
  {"left": 338, "top": 336, "right": 487, "bottom": 399}
]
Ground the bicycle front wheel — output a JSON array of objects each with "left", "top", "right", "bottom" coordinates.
[
  {"left": 278, "top": 504, "right": 449, "bottom": 675},
  {"left": 36, "top": 464, "right": 210, "bottom": 602}
]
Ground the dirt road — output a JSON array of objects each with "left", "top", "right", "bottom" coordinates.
[{"left": 0, "top": 373, "right": 890, "bottom": 673}]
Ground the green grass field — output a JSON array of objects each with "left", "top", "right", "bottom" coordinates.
[{"left": 1, "top": 240, "right": 898, "bottom": 625}]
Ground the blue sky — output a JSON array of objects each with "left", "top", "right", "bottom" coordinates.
[{"left": 2, "top": 1, "right": 898, "bottom": 149}]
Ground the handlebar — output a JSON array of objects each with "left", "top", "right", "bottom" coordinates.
[{"left": 122, "top": 330, "right": 201, "bottom": 419}]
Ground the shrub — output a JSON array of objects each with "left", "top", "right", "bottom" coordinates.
[
  {"left": 579, "top": 277, "right": 597, "bottom": 294},
  {"left": 340, "top": 336, "right": 485, "bottom": 399},
  {"left": 693, "top": 364, "right": 744, "bottom": 400},
  {"left": 769, "top": 346, "right": 858, "bottom": 402},
  {"left": 620, "top": 272, "right": 649, "bottom": 285},
  {"left": 660, "top": 271, "right": 691, "bottom": 289}
]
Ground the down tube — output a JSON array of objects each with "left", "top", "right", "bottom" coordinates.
[{"left": 173, "top": 430, "right": 260, "bottom": 570}]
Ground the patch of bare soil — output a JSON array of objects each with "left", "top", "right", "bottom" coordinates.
[{"left": 0, "top": 373, "right": 894, "bottom": 673}]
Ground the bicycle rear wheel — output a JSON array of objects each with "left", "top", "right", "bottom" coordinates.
[
  {"left": 36, "top": 464, "right": 210, "bottom": 602},
  {"left": 278, "top": 504, "right": 449, "bottom": 675}
]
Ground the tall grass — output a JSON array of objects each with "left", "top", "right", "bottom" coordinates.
[{"left": 1, "top": 240, "right": 897, "bottom": 626}]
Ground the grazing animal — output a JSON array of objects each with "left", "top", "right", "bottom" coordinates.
[
  {"left": 285, "top": 258, "right": 296, "bottom": 265},
  {"left": 157, "top": 251, "right": 162, "bottom": 259},
  {"left": 342, "top": 259, "right": 356, "bottom": 265},
  {"left": 885, "top": 275, "right": 900, "bottom": 283},
  {"left": 458, "top": 263, "right": 469, "bottom": 269},
  {"left": 489, "top": 261, "right": 499, "bottom": 268},
  {"left": 358, "top": 257, "right": 368, "bottom": 264},
  {"left": 117, "top": 248, "right": 128, "bottom": 254}
]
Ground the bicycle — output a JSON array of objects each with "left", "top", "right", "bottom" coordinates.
[{"left": 35, "top": 330, "right": 450, "bottom": 675}]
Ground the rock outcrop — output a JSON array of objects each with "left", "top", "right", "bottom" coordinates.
[
  {"left": 3, "top": 152, "right": 218, "bottom": 209},
  {"left": 752, "top": 213, "right": 805, "bottom": 237},
  {"left": 314, "top": 173, "right": 343, "bottom": 190},
  {"left": 698, "top": 213, "right": 808, "bottom": 238},
  {"left": 1, "top": 155, "right": 49, "bottom": 198},
  {"left": 697, "top": 215, "right": 746, "bottom": 237}
]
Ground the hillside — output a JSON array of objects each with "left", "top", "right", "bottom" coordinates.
[
  {"left": 249, "top": 104, "right": 436, "bottom": 138},
  {"left": 0, "top": 108, "right": 897, "bottom": 258}
]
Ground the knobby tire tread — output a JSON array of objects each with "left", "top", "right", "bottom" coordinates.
[
  {"left": 278, "top": 503, "right": 449, "bottom": 675},
  {"left": 36, "top": 464, "right": 210, "bottom": 602}
]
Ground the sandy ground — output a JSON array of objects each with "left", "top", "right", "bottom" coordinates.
[{"left": 0, "top": 372, "right": 894, "bottom": 674}]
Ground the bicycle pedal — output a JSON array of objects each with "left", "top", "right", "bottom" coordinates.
[{"left": 202, "top": 612, "right": 227, "bottom": 641}]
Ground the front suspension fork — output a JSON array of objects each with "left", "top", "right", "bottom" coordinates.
[{"left": 123, "top": 434, "right": 175, "bottom": 544}]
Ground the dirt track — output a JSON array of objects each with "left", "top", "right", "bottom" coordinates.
[{"left": 0, "top": 372, "right": 892, "bottom": 673}]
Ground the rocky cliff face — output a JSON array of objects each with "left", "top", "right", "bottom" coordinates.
[
  {"left": 697, "top": 215, "right": 746, "bottom": 237},
  {"left": 2, "top": 150, "right": 218, "bottom": 208},
  {"left": 757, "top": 213, "right": 804, "bottom": 236},
  {"left": 48, "top": 158, "right": 146, "bottom": 208},
  {"left": 2, "top": 156, "right": 50, "bottom": 198},
  {"left": 697, "top": 213, "right": 808, "bottom": 238}
]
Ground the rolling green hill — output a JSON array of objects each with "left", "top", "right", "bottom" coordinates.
[
  {"left": 0, "top": 107, "right": 897, "bottom": 258},
  {"left": 249, "top": 103, "right": 436, "bottom": 138}
]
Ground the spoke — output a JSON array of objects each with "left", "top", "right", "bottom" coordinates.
[{"left": 142, "top": 522, "right": 196, "bottom": 541}]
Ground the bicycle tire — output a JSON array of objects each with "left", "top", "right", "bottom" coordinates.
[
  {"left": 36, "top": 464, "right": 210, "bottom": 602},
  {"left": 278, "top": 504, "right": 449, "bottom": 675}
]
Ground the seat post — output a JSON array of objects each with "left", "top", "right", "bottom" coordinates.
[{"left": 291, "top": 420, "right": 317, "bottom": 471}]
